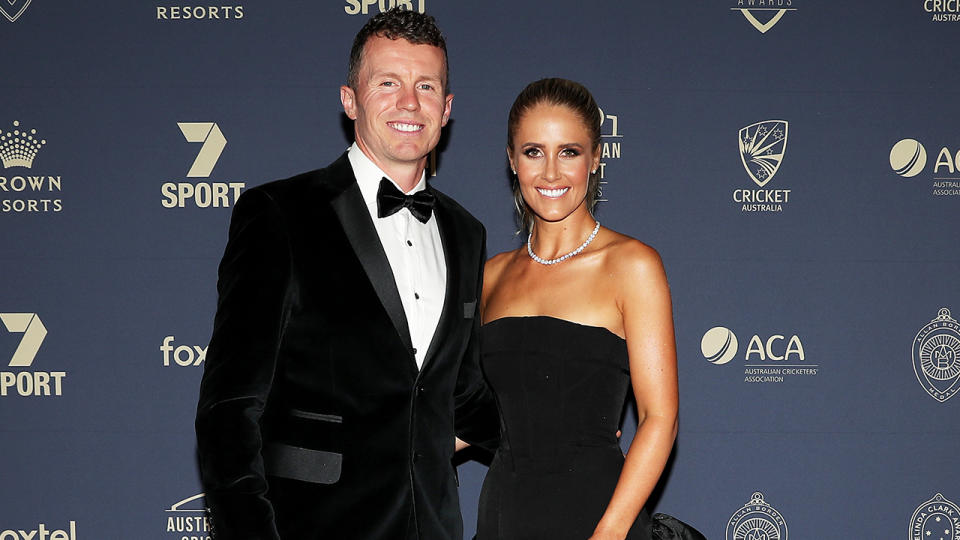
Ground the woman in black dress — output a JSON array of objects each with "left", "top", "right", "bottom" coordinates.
[{"left": 474, "top": 79, "right": 703, "bottom": 540}]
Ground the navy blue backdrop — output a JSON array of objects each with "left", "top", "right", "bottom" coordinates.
[{"left": 2, "top": 1, "right": 959, "bottom": 538}]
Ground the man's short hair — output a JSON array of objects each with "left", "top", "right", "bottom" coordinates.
[{"left": 347, "top": 8, "right": 449, "bottom": 91}]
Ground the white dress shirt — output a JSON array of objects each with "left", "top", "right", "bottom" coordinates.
[{"left": 348, "top": 143, "right": 446, "bottom": 369}]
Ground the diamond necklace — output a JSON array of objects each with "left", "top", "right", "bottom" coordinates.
[{"left": 527, "top": 220, "right": 600, "bottom": 266}]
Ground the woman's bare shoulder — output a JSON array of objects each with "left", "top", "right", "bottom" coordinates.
[
  {"left": 601, "top": 228, "right": 664, "bottom": 278},
  {"left": 485, "top": 248, "right": 521, "bottom": 277}
]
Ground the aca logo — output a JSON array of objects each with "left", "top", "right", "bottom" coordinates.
[
  {"left": 160, "top": 336, "right": 207, "bottom": 367},
  {"left": 344, "top": 0, "right": 425, "bottom": 15},
  {"left": 0, "top": 120, "right": 64, "bottom": 213},
  {"left": 596, "top": 106, "right": 624, "bottom": 203},
  {"left": 732, "top": 120, "right": 793, "bottom": 212},
  {"left": 1, "top": 313, "right": 66, "bottom": 397},
  {"left": 923, "top": 0, "right": 960, "bottom": 22},
  {"left": 726, "top": 492, "right": 788, "bottom": 540},
  {"left": 889, "top": 138, "right": 960, "bottom": 196},
  {"left": 909, "top": 493, "right": 959, "bottom": 540},
  {"left": 701, "top": 325, "right": 818, "bottom": 384},
  {"left": 162, "top": 122, "right": 244, "bottom": 208},
  {"left": 912, "top": 307, "right": 960, "bottom": 403},
  {"left": 729, "top": 0, "right": 797, "bottom": 33},
  {"left": 165, "top": 493, "right": 211, "bottom": 540},
  {"left": 0, "top": 0, "right": 32, "bottom": 23}
]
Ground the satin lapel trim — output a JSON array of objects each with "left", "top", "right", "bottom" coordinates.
[
  {"left": 420, "top": 194, "right": 458, "bottom": 373},
  {"left": 329, "top": 182, "right": 414, "bottom": 354}
]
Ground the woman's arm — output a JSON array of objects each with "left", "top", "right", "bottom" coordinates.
[{"left": 590, "top": 243, "right": 679, "bottom": 540}]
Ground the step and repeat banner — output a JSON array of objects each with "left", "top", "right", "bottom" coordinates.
[{"left": 2, "top": 1, "right": 958, "bottom": 538}]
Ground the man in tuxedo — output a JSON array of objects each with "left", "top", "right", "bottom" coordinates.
[{"left": 195, "top": 9, "right": 497, "bottom": 540}]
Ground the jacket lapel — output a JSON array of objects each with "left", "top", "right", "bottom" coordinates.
[
  {"left": 329, "top": 170, "right": 414, "bottom": 356},
  {"left": 420, "top": 191, "right": 460, "bottom": 373}
]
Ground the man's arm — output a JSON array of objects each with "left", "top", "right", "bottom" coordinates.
[
  {"left": 452, "top": 226, "right": 499, "bottom": 451},
  {"left": 196, "top": 189, "right": 290, "bottom": 540}
]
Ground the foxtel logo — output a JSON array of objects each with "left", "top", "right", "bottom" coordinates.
[
  {"left": 0, "top": 521, "right": 77, "bottom": 540},
  {"left": 1, "top": 313, "right": 65, "bottom": 397}
]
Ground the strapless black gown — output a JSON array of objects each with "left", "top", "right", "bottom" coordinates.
[{"left": 477, "top": 316, "right": 705, "bottom": 540}]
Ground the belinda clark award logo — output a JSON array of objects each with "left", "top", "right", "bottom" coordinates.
[
  {"left": 909, "top": 493, "right": 959, "bottom": 540},
  {"left": 733, "top": 120, "right": 793, "bottom": 212},
  {"left": 912, "top": 307, "right": 960, "bottom": 402}
]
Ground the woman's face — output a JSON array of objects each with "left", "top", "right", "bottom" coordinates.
[{"left": 508, "top": 103, "right": 600, "bottom": 224}]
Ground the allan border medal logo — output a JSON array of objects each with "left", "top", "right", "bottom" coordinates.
[
  {"left": 909, "top": 493, "right": 960, "bottom": 540},
  {"left": 726, "top": 491, "right": 788, "bottom": 540},
  {"left": 913, "top": 307, "right": 960, "bottom": 402}
]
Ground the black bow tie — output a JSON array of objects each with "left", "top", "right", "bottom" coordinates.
[{"left": 376, "top": 178, "right": 436, "bottom": 223}]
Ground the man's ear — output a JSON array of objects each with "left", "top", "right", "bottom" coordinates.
[
  {"left": 340, "top": 86, "right": 357, "bottom": 120},
  {"left": 441, "top": 93, "right": 453, "bottom": 127}
]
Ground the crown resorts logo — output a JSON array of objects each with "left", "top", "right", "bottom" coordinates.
[
  {"left": 0, "top": 121, "right": 63, "bottom": 213},
  {"left": 910, "top": 493, "right": 960, "bottom": 540},
  {"left": 156, "top": 5, "right": 243, "bottom": 20},
  {"left": 923, "top": 0, "right": 960, "bottom": 22},
  {"left": 162, "top": 122, "right": 244, "bottom": 209},
  {"left": 701, "top": 325, "right": 817, "bottom": 384},
  {"left": 726, "top": 492, "right": 788, "bottom": 540},
  {"left": 733, "top": 120, "right": 792, "bottom": 212},
  {"left": 890, "top": 138, "right": 960, "bottom": 196},
  {"left": 344, "top": 0, "right": 424, "bottom": 15},
  {"left": 165, "top": 493, "right": 211, "bottom": 539},
  {"left": 0, "top": 0, "right": 32, "bottom": 23},
  {"left": 730, "top": 1, "right": 796, "bottom": 33},
  {"left": 596, "top": 106, "right": 624, "bottom": 203},
  {"left": 912, "top": 308, "right": 960, "bottom": 403}
]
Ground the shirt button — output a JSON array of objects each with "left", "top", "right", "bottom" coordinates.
[
  {"left": 406, "top": 240, "right": 413, "bottom": 246},
  {"left": 414, "top": 292, "right": 420, "bottom": 300}
]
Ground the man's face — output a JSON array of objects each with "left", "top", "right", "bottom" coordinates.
[{"left": 341, "top": 36, "right": 452, "bottom": 177}]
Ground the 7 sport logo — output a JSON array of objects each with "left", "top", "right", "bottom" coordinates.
[
  {"left": 161, "top": 122, "right": 244, "bottom": 208},
  {"left": 1, "top": 313, "right": 65, "bottom": 397}
]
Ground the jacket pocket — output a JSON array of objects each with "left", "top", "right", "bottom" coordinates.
[
  {"left": 289, "top": 408, "right": 343, "bottom": 423},
  {"left": 263, "top": 443, "right": 342, "bottom": 484}
]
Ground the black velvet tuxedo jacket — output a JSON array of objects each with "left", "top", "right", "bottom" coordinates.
[{"left": 196, "top": 153, "right": 498, "bottom": 540}]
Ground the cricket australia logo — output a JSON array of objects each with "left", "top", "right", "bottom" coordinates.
[
  {"left": 726, "top": 491, "right": 788, "bottom": 540},
  {"left": 740, "top": 120, "right": 788, "bottom": 187},
  {"left": 909, "top": 493, "right": 960, "bottom": 540},
  {"left": 0, "top": 0, "right": 32, "bottom": 22},
  {"left": 913, "top": 308, "right": 960, "bottom": 403}
]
